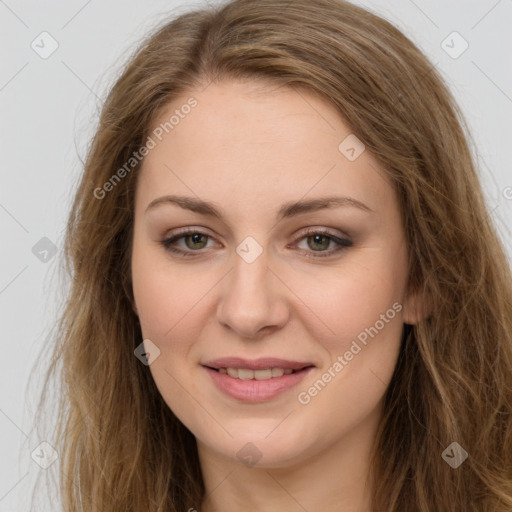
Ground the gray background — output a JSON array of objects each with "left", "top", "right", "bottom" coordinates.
[{"left": 1, "top": 0, "right": 511, "bottom": 510}]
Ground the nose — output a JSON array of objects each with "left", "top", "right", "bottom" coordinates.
[{"left": 216, "top": 249, "right": 290, "bottom": 339}]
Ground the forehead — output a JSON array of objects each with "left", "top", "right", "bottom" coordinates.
[{"left": 136, "top": 79, "right": 395, "bottom": 217}]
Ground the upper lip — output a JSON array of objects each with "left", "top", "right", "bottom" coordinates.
[{"left": 202, "top": 357, "right": 315, "bottom": 371}]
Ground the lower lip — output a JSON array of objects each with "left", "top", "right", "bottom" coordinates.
[{"left": 203, "top": 366, "right": 314, "bottom": 403}]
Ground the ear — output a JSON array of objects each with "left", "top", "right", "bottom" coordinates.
[{"left": 402, "top": 286, "right": 431, "bottom": 325}]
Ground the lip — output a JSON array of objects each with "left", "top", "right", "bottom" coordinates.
[
  {"left": 202, "top": 357, "right": 315, "bottom": 403},
  {"left": 202, "top": 357, "right": 314, "bottom": 371}
]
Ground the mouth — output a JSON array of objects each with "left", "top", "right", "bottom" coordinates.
[
  {"left": 201, "top": 357, "right": 315, "bottom": 402},
  {"left": 205, "top": 366, "right": 313, "bottom": 380}
]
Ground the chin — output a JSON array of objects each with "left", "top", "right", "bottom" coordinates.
[{"left": 202, "top": 428, "right": 317, "bottom": 469}]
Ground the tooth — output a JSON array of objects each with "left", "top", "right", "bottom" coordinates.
[
  {"left": 254, "top": 369, "right": 272, "bottom": 380},
  {"left": 238, "top": 369, "right": 254, "bottom": 380},
  {"left": 227, "top": 368, "right": 238, "bottom": 378},
  {"left": 223, "top": 367, "right": 296, "bottom": 380}
]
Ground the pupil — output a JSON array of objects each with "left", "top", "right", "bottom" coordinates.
[
  {"left": 187, "top": 234, "right": 206, "bottom": 249},
  {"left": 308, "top": 234, "right": 329, "bottom": 251},
  {"left": 184, "top": 234, "right": 331, "bottom": 251}
]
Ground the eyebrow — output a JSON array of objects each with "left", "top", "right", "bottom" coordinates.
[{"left": 145, "top": 194, "right": 373, "bottom": 220}]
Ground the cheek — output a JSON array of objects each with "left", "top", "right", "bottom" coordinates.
[
  {"left": 131, "top": 244, "right": 220, "bottom": 429},
  {"left": 293, "top": 253, "right": 407, "bottom": 357},
  {"left": 290, "top": 261, "right": 405, "bottom": 437},
  {"left": 131, "top": 241, "right": 212, "bottom": 347}
]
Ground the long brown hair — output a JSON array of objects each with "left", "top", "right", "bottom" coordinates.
[{"left": 32, "top": 0, "right": 512, "bottom": 510}]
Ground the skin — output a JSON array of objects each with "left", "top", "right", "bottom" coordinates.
[{"left": 131, "top": 79, "right": 424, "bottom": 512}]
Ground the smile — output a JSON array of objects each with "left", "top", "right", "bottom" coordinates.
[
  {"left": 218, "top": 367, "right": 295, "bottom": 380},
  {"left": 202, "top": 361, "right": 315, "bottom": 402}
]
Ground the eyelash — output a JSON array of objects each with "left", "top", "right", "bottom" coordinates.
[{"left": 160, "top": 228, "right": 353, "bottom": 259}]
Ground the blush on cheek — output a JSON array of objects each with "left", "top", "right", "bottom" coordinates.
[
  {"left": 318, "top": 293, "right": 404, "bottom": 363},
  {"left": 132, "top": 255, "right": 192, "bottom": 335}
]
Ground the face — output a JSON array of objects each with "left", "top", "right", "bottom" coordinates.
[{"left": 131, "top": 79, "right": 420, "bottom": 469}]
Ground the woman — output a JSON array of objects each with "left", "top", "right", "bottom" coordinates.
[{"left": 34, "top": 0, "right": 512, "bottom": 510}]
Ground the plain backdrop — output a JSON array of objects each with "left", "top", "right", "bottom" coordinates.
[{"left": 0, "top": 0, "right": 511, "bottom": 510}]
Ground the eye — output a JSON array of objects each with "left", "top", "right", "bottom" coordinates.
[
  {"left": 293, "top": 229, "right": 353, "bottom": 258},
  {"left": 161, "top": 227, "right": 353, "bottom": 259},
  {"left": 161, "top": 229, "right": 217, "bottom": 257}
]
